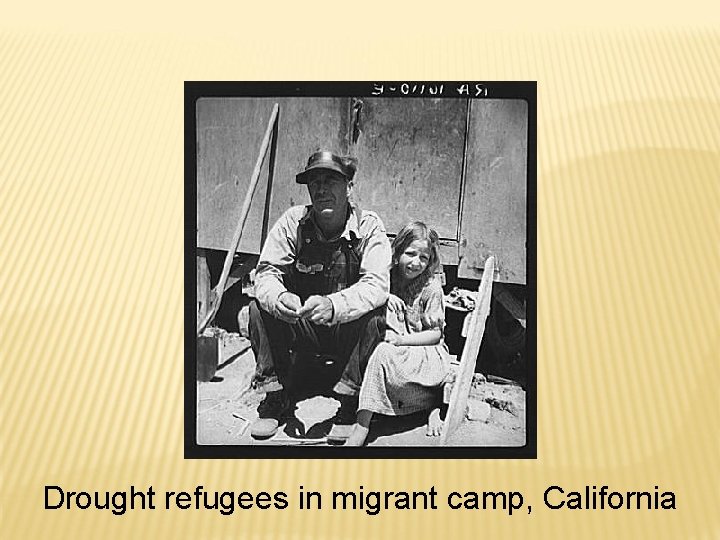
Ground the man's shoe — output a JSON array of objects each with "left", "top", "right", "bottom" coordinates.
[
  {"left": 250, "top": 418, "right": 280, "bottom": 438},
  {"left": 251, "top": 390, "right": 292, "bottom": 439}
]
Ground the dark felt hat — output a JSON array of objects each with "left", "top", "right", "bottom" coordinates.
[{"left": 295, "top": 151, "right": 357, "bottom": 184}]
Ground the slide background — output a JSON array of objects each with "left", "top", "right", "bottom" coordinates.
[{"left": 1, "top": 2, "right": 718, "bottom": 537}]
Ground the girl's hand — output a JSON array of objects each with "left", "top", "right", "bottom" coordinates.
[
  {"left": 384, "top": 332, "right": 404, "bottom": 346},
  {"left": 387, "top": 294, "right": 405, "bottom": 313}
]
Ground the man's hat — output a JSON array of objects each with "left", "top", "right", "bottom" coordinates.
[{"left": 295, "top": 151, "right": 357, "bottom": 184}]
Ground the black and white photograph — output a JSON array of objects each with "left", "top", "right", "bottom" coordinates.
[{"left": 185, "top": 82, "right": 536, "bottom": 457}]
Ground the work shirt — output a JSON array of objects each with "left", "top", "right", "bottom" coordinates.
[{"left": 255, "top": 204, "right": 391, "bottom": 324}]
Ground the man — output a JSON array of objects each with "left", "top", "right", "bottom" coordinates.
[{"left": 246, "top": 151, "right": 391, "bottom": 438}]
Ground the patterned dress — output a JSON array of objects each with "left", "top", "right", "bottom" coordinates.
[{"left": 358, "top": 277, "right": 452, "bottom": 416}]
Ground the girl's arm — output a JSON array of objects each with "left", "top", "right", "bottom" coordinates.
[{"left": 392, "top": 328, "right": 441, "bottom": 346}]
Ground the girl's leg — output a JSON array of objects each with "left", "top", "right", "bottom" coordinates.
[{"left": 346, "top": 409, "right": 373, "bottom": 446}]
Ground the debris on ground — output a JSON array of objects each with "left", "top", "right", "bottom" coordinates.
[
  {"left": 444, "top": 287, "right": 477, "bottom": 312},
  {"left": 469, "top": 378, "right": 526, "bottom": 429},
  {"left": 196, "top": 332, "right": 526, "bottom": 446},
  {"left": 485, "top": 397, "right": 519, "bottom": 417}
]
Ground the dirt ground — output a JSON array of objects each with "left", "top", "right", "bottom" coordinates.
[{"left": 197, "top": 332, "right": 526, "bottom": 447}]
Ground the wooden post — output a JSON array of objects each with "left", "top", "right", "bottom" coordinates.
[
  {"left": 196, "top": 249, "right": 211, "bottom": 324},
  {"left": 440, "top": 256, "right": 495, "bottom": 445},
  {"left": 260, "top": 107, "right": 279, "bottom": 250},
  {"left": 197, "top": 103, "right": 279, "bottom": 335}
]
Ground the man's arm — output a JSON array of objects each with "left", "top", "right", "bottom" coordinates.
[
  {"left": 254, "top": 208, "right": 301, "bottom": 318},
  {"left": 327, "top": 213, "right": 391, "bottom": 324}
]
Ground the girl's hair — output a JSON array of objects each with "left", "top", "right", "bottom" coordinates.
[{"left": 391, "top": 221, "right": 442, "bottom": 300}]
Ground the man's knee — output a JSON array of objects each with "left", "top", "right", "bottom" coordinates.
[
  {"left": 248, "top": 300, "right": 273, "bottom": 344},
  {"left": 249, "top": 299, "right": 301, "bottom": 348},
  {"left": 249, "top": 299, "right": 278, "bottom": 327}
]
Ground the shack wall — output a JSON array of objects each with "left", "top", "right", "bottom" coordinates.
[
  {"left": 196, "top": 97, "right": 528, "bottom": 284},
  {"left": 196, "top": 98, "right": 349, "bottom": 253},
  {"left": 352, "top": 98, "right": 467, "bottom": 240},
  {"left": 458, "top": 100, "right": 528, "bottom": 283}
]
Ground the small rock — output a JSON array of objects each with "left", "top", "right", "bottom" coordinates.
[{"left": 466, "top": 401, "right": 491, "bottom": 422}]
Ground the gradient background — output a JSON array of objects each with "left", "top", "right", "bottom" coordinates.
[{"left": 1, "top": 2, "right": 718, "bottom": 538}]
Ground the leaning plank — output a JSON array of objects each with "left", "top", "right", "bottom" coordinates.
[
  {"left": 196, "top": 251, "right": 211, "bottom": 325},
  {"left": 197, "top": 103, "right": 279, "bottom": 335},
  {"left": 440, "top": 256, "right": 494, "bottom": 445}
]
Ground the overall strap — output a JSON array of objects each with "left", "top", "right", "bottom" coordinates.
[{"left": 295, "top": 205, "right": 314, "bottom": 255}]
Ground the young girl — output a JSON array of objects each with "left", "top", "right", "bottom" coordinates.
[{"left": 347, "top": 222, "right": 451, "bottom": 446}]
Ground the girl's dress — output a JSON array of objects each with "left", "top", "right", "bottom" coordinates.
[{"left": 358, "top": 276, "right": 451, "bottom": 416}]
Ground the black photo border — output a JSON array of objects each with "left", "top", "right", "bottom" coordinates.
[{"left": 185, "top": 81, "right": 537, "bottom": 459}]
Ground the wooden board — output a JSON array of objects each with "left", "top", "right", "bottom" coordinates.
[
  {"left": 352, "top": 98, "right": 467, "bottom": 240},
  {"left": 196, "top": 98, "right": 350, "bottom": 254},
  {"left": 196, "top": 98, "right": 273, "bottom": 254},
  {"left": 459, "top": 100, "right": 527, "bottom": 283},
  {"left": 440, "top": 256, "right": 494, "bottom": 445},
  {"left": 196, "top": 250, "right": 211, "bottom": 324},
  {"left": 265, "top": 98, "right": 351, "bottom": 230}
]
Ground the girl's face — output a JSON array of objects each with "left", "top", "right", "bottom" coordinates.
[{"left": 397, "top": 239, "right": 431, "bottom": 282}]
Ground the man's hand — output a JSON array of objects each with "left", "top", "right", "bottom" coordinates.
[
  {"left": 275, "top": 291, "right": 302, "bottom": 324},
  {"left": 297, "top": 295, "right": 334, "bottom": 326},
  {"left": 387, "top": 293, "right": 405, "bottom": 313}
]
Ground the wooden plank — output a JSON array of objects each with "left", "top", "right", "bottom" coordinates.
[
  {"left": 352, "top": 98, "right": 466, "bottom": 240},
  {"left": 440, "top": 256, "right": 495, "bottom": 445},
  {"left": 458, "top": 100, "right": 527, "bottom": 283},
  {"left": 198, "top": 104, "right": 279, "bottom": 335},
  {"left": 196, "top": 251, "right": 211, "bottom": 325},
  {"left": 196, "top": 98, "right": 273, "bottom": 254},
  {"left": 260, "top": 109, "right": 279, "bottom": 248},
  {"left": 197, "top": 98, "right": 350, "bottom": 254}
]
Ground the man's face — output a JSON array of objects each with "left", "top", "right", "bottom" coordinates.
[{"left": 307, "top": 170, "right": 351, "bottom": 219}]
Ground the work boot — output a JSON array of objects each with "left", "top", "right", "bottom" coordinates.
[{"left": 251, "top": 390, "right": 292, "bottom": 439}]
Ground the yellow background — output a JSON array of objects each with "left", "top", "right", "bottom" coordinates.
[{"left": 1, "top": 2, "right": 718, "bottom": 538}]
